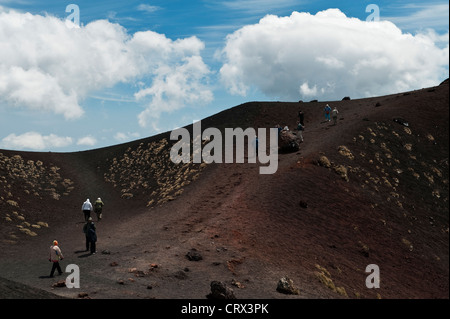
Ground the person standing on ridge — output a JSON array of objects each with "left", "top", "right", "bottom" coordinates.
[
  {"left": 94, "top": 197, "right": 104, "bottom": 221},
  {"left": 49, "top": 240, "right": 64, "bottom": 277},
  {"left": 324, "top": 104, "right": 332, "bottom": 122},
  {"left": 82, "top": 198, "right": 93, "bottom": 222}
]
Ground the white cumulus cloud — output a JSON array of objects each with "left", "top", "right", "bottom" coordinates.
[
  {"left": 0, "top": 9, "right": 213, "bottom": 125},
  {"left": 219, "top": 9, "right": 449, "bottom": 101},
  {"left": 114, "top": 132, "right": 141, "bottom": 142},
  {"left": 77, "top": 136, "right": 97, "bottom": 146},
  {"left": 1, "top": 132, "right": 73, "bottom": 150}
]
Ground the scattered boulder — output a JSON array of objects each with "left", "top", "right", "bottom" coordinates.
[
  {"left": 231, "top": 279, "right": 245, "bottom": 289},
  {"left": 375, "top": 102, "right": 381, "bottom": 107},
  {"left": 393, "top": 118, "right": 409, "bottom": 127},
  {"left": 276, "top": 277, "right": 300, "bottom": 295},
  {"left": 299, "top": 200, "right": 308, "bottom": 208},
  {"left": 279, "top": 130, "right": 300, "bottom": 153},
  {"left": 186, "top": 248, "right": 203, "bottom": 261},
  {"left": 52, "top": 280, "right": 66, "bottom": 288},
  {"left": 207, "top": 281, "right": 236, "bottom": 299},
  {"left": 342, "top": 96, "right": 351, "bottom": 100},
  {"left": 149, "top": 263, "right": 159, "bottom": 271}
]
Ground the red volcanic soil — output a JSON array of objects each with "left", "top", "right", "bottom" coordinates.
[{"left": 0, "top": 80, "right": 448, "bottom": 301}]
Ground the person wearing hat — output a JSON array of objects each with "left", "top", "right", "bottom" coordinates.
[
  {"left": 94, "top": 197, "right": 104, "bottom": 221},
  {"left": 324, "top": 104, "right": 332, "bottom": 122},
  {"left": 49, "top": 240, "right": 64, "bottom": 277},
  {"left": 83, "top": 217, "right": 97, "bottom": 254}
]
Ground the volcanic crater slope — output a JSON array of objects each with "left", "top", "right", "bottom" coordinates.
[{"left": 0, "top": 80, "right": 448, "bottom": 299}]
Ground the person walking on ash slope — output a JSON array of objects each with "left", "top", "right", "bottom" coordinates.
[
  {"left": 49, "top": 240, "right": 64, "bottom": 277},
  {"left": 298, "top": 109, "right": 305, "bottom": 126},
  {"left": 331, "top": 106, "right": 339, "bottom": 125},
  {"left": 83, "top": 217, "right": 97, "bottom": 255},
  {"left": 94, "top": 197, "right": 104, "bottom": 221},
  {"left": 324, "top": 104, "right": 332, "bottom": 122},
  {"left": 82, "top": 198, "right": 93, "bottom": 222},
  {"left": 297, "top": 121, "right": 305, "bottom": 142}
]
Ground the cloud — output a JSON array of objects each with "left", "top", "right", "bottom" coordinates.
[
  {"left": 77, "top": 136, "right": 97, "bottom": 146},
  {"left": 137, "top": 4, "right": 160, "bottom": 13},
  {"left": 1, "top": 132, "right": 73, "bottom": 150},
  {"left": 219, "top": 9, "right": 449, "bottom": 101},
  {"left": 216, "top": 0, "right": 301, "bottom": 15},
  {"left": 114, "top": 132, "right": 141, "bottom": 142},
  {"left": 0, "top": 9, "right": 212, "bottom": 125},
  {"left": 135, "top": 55, "right": 214, "bottom": 127},
  {"left": 384, "top": 3, "right": 449, "bottom": 32}
]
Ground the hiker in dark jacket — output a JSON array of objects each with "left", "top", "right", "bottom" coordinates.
[
  {"left": 83, "top": 217, "right": 97, "bottom": 254},
  {"left": 298, "top": 110, "right": 304, "bottom": 126}
]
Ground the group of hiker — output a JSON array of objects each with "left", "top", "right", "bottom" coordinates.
[
  {"left": 48, "top": 197, "right": 104, "bottom": 277},
  {"left": 47, "top": 102, "right": 342, "bottom": 278},
  {"left": 296, "top": 103, "right": 340, "bottom": 141},
  {"left": 81, "top": 198, "right": 103, "bottom": 255},
  {"left": 276, "top": 102, "right": 339, "bottom": 147},
  {"left": 323, "top": 104, "right": 339, "bottom": 125}
]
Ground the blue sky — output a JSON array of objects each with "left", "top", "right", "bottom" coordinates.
[{"left": 0, "top": 0, "right": 448, "bottom": 152}]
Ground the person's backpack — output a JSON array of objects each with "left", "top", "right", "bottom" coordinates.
[
  {"left": 89, "top": 228, "right": 97, "bottom": 242},
  {"left": 94, "top": 201, "right": 102, "bottom": 211}
]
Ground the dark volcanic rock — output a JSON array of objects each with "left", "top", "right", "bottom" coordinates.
[
  {"left": 279, "top": 130, "right": 300, "bottom": 152},
  {"left": 207, "top": 281, "right": 236, "bottom": 299},
  {"left": 186, "top": 248, "right": 203, "bottom": 261},
  {"left": 276, "top": 277, "right": 300, "bottom": 295}
]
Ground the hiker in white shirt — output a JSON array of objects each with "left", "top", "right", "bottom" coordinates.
[{"left": 82, "top": 199, "right": 93, "bottom": 221}]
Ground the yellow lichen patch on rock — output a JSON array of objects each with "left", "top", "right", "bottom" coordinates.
[
  {"left": 318, "top": 155, "right": 331, "bottom": 168},
  {"left": 404, "top": 144, "right": 413, "bottom": 151},
  {"left": 104, "top": 138, "right": 207, "bottom": 208},
  {"left": 37, "top": 221, "right": 49, "bottom": 228},
  {"left": 426, "top": 134, "right": 435, "bottom": 142},
  {"left": 314, "top": 264, "right": 347, "bottom": 297},
  {"left": 338, "top": 146, "right": 354, "bottom": 160},
  {"left": 334, "top": 165, "right": 349, "bottom": 182},
  {"left": 18, "top": 227, "right": 37, "bottom": 237}
]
